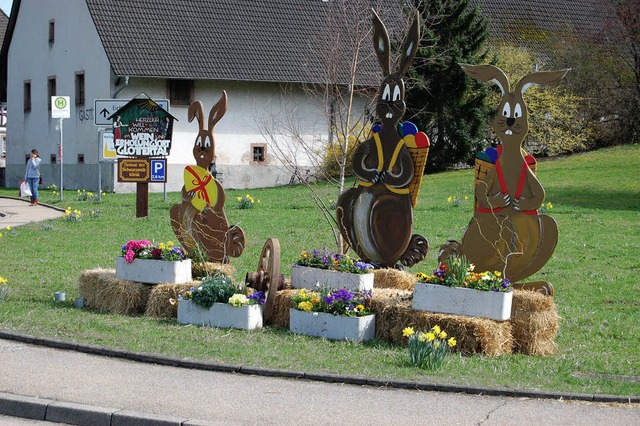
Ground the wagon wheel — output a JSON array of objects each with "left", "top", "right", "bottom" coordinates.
[{"left": 245, "top": 238, "right": 281, "bottom": 324}]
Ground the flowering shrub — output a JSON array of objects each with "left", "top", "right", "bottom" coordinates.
[
  {"left": 416, "top": 256, "right": 512, "bottom": 293},
  {"left": 447, "top": 195, "right": 468, "bottom": 207},
  {"left": 291, "top": 287, "right": 373, "bottom": 317},
  {"left": 76, "top": 189, "right": 99, "bottom": 203},
  {"left": 63, "top": 207, "right": 82, "bottom": 222},
  {"left": 120, "top": 239, "right": 186, "bottom": 263},
  {"left": 171, "top": 275, "right": 264, "bottom": 309},
  {"left": 403, "top": 325, "right": 456, "bottom": 369},
  {"left": 0, "top": 276, "right": 9, "bottom": 301},
  {"left": 236, "top": 194, "right": 260, "bottom": 209},
  {"left": 538, "top": 201, "right": 554, "bottom": 214},
  {"left": 295, "top": 249, "right": 373, "bottom": 274}
]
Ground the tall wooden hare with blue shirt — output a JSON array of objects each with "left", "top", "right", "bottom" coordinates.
[
  {"left": 337, "top": 10, "right": 428, "bottom": 268},
  {"left": 439, "top": 64, "right": 567, "bottom": 295}
]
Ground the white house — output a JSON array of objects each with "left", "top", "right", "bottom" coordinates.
[{"left": 0, "top": 0, "right": 395, "bottom": 192}]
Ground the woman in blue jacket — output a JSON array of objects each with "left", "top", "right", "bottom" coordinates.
[{"left": 25, "top": 149, "right": 41, "bottom": 206}]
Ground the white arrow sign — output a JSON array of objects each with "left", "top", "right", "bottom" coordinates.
[{"left": 94, "top": 98, "right": 170, "bottom": 126}]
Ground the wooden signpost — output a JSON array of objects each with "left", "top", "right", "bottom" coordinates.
[{"left": 110, "top": 96, "right": 175, "bottom": 217}]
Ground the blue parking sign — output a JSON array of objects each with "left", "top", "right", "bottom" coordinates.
[{"left": 150, "top": 159, "right": 167, "bottom": 182}]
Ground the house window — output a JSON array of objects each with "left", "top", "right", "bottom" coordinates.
[
  {"left": 47, "top": 76, "right": 56, "bottom": 110},
  {"left": 75, "top": 72, "right": 85, "bottom": 105},
  {"left": 251, "top": 144, "right": 266, "bottom": 164},
  {"left": 77, "top": 154, "right": 84, "bottom": 164},
  {"left": 167, "top": 80, "right": 193, "bottom": 106},
  {"left": 49, "top": 20, "right": 55, "bottom": 44},
  {"left": 50, "top": 154, "right": 57, "bottom": 164},
  {"left": 23, "top": 81, "right": 31, "bottom": 112}
]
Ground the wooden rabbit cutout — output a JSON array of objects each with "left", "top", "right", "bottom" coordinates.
[
  {"left": 337, "top": 10, "right": 428, "bottom": 268},
  {"left": 170, "top": 92, "right": 245, "bottom": 263},
  {"left": 439, "top": 64, "right": 568, "bottom": 294}
]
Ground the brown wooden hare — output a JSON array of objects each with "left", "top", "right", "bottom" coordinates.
[
  {"left": 170, "top": 92, "right": 245, "bottom": 263},
  {"left": 439, "top": 64, "right": 568, "bottom": 294},
  {"left": 337, "top": 10, "right": 428, "bottom": 268}
]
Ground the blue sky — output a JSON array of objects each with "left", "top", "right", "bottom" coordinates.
[{"left": 0, "top": 0, "right": 11, "bottom": 15}]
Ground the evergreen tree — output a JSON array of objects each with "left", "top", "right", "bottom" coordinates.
[{"left": 406, "top": 0, "right": 492, "bottom": 172}]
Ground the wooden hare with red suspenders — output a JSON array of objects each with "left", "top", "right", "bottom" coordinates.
[{"left": 439, "top": 64, "right": 569, "bottom": 295}]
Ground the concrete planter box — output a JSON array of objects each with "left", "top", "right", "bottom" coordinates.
[
  {"left": 178, "top": 299, "right": 263, "bottom": 330},
  {"left": 290, "top": 265, "right": 374, "bottom": 292},
  {"left": 413, "top": 283, "right": 513, "bottom": 321},
  {"left": 289, "top": 309, "right": 375, "bottom": 342},
  {"left": 115, "top": 257, "right": 192, "bottom": 285}
]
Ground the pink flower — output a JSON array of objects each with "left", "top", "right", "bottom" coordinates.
[{"left": 124, "top": 249, "right": 136, "bottom": 263}]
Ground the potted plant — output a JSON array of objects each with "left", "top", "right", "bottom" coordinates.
[
  {"left": 291, "top": 249, "right": 374, "bottom": 292},
  {"left": 116, "top": 239, "right": 191, "bottom": 284},
  {"left": 176, "top": 274, "right": 264, "bottom": 330},
  {"left": 289, "top": 287, "right": 375, "bottom": 341},
  {"left": 413, "top": 256, "right": 513, "bottom": 321}
]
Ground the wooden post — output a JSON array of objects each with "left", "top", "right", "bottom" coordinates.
[{"left": 136, "top": 182, "right": 149, "bottom": 218}]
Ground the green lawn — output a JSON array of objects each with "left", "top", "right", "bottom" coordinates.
[{"left": 0, "top": 145, "right": 638, "bottom": 396}]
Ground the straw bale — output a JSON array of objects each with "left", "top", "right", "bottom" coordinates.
[
  {"left": 510, "top": 290, "right": 559, "bottom": 356},
  {"left": 145, "top": 282, "right": 199, "bottom": 318},
  {"left": 270, "top": 290, "right": 296, "bottom": 328},
  {"left": 373, "top": 269, "right": 415, "bottom": 291},
  {"left": 191, "top": 262, "right": 235, "bottom": 279},
  {"left": 78, "top": 268, "right": 150, "bottom": 315}
]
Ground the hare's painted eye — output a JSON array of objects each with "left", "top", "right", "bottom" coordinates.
[
  {"left": 393, "top": 85, "right": 401, "bottom": 101},
  {"left": 502, "top": 102, "right": 511, "bottom": 117},
  {"left": 204, "top": 137, "right": 211, "bottom": 148},
  {"left": 382, "top": 84, "right": 391, "bottom": 101},
  {"left": 195, "top": 136, "right": 203, "bottom": 147},
  {"left": 514, "top": 103, "right": 523, "bottom": 118}
]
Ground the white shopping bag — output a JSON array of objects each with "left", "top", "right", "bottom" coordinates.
[{"left": 19, "top": 180, "right": 32, "bottom": 198}]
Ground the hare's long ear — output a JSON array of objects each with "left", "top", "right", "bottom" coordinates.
[
  {"left": 397, "top": 12, "right": 420, "bottom": 76},
  {"left": 372, "top": 9, "right": 391, "bottom": 76},
  {"left": 460, "top": 64, "right": 510, "bottom": 95},
  {"left": 188, "top": 101, "right": 205, "bottom": 131},
  {"left": 209, "top": 91, "right": 228, "bottom": 129},
  {"left": 515, "top": 69, "right": 570, "bottom": 95}
]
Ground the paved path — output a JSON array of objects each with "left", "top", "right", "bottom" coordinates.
[
  {"left": 0, "top": 337, "right": 638, "bottom": 425},
  {"left": 0, "top": 197, "right": 65, "bottom": 228}
]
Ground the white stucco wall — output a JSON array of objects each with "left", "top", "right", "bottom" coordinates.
[
  {"left": 5, "top": 0, "right": 114, "bottom": 191},
  {"left": 114, "top": 79, "right": 336, "bottom": 192}
]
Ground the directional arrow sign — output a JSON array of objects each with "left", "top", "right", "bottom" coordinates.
[{"left": 94, "top": 98, "right": 169, "bottom": 126}]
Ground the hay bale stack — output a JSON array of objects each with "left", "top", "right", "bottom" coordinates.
[
  {"left": 373, "top": 269, "right": 415, "bottom": 290},
  {"left": 270, "top": 289, "right": 297, "bottom": 328},
  {"left": 370, "top": 289, "right": 512, "bottom": 356},
  {"left": 78, "top": 268, "right": 151, "bottom": 315},
  {"left": 145, "top": 282, "right": 199, "bottom": 318},
  {"left": 510, "top": 290, "right": 559, "bottom": 356},
  {"left": 191, "top": 262, "right": 235, "bottom": 279}
]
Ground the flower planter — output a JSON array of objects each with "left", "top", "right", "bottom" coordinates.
[
  {"left": 289, "top": 309, "right": 375, "bottom": 341},
  {"left": 290, "top": 265, "right": 373, "bottom": 292},
  {"left": 177, "top": 299, "right": 263, "bottom": 330},
  {"left": 412, "top": 283, "right": 513, "bottom": 321},
  {"left": 115, "top": 257, "right": 192, "bottom": 285}
]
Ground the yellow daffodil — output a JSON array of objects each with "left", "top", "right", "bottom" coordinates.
[
  {"left": 439, "top": 331, "right": 447, "bottom": 339},
  {"left": 448, "top": 337, "right": 457, "bottom": 347},
  {"left": 431, "top": 325, "right": 441, "bottom": 335},
  {"left": 426, "top": 332, "right": 435, "bottom": 342},
  {"left": 5, "top": 226, "right": 10, "bottom": 230},
  {"left": 418, "top": 332, "right": 428, "bottom": 342},
  {"left": 402, "top": 327, "right": 415, "bottom": 337}
]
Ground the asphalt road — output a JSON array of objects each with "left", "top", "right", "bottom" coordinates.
[{"left": 0, "top": 337, "right": 638, "bottom": 425}]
